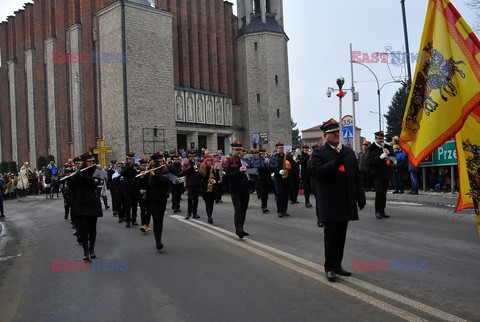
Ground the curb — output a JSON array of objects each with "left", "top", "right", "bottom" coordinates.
[{"left": 365, "top": 191, "right": 458, "bottom": 208}]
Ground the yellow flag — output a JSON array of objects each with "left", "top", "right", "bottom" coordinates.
[
  {"left": 400, "top": 0, "right": 480, "bottom": 166},
  {"left": 455, "top": 108, "right": 480, "bottom": 235}
]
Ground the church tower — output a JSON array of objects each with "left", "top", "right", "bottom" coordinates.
[{"left": 237, "top": 0, "right": 291, "bottom": 152}]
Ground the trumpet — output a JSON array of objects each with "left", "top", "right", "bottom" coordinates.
[
  {"left": 135, "top": 165, "right": 166, "bottom": 177},
  {"left": 59, "top": 164, "right": 96, "bottom": 181}
]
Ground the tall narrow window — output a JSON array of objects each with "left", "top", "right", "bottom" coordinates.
[
  {"left": 277, "top": 109, "right": 280, "bottom": 118},
  {"left": 257, "top": 94, "right": 261, "bottom": 102},
  {"left": 275, "top": 75, "right": 278, "bottom": 84},
  {"left": 254, "top": 42, "right": 258, "bottom": 51}
]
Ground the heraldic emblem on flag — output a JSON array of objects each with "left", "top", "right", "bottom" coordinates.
[{"left": 399, "top": 0, "right": 480, "bottom": 232}]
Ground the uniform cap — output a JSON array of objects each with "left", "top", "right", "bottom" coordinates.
[
  {"left": 139, "top": 157, "right": 150, "bottom": 165},
  {"left": 363, "top": 140, "right": 370, "bottom": 146},
  {"left": 302, "top": 144, "right": 310, "bottom": 149},
  {"left": 231, "top": 140, "right": 244, "bottom": 149},
  {"left": 151, "top": 151, "right": 165, "bottom": 161},
  {"left": 374, "top": 130, "right": 385, "bottom": 138},
  {"left": 275, "top": 141, "right": 285, "bottom": 147},
  {"left": 126, "top": 152, "right": 135, "bottom": 158},
  {"left": 81, "top": 151, "right": 95, "bottom": 161},
  {"left": 321, "top": 118, "right": 340, "bottom": 133},
  {"left": 110, "top": 159, "right": 117, "bottom": 164}
]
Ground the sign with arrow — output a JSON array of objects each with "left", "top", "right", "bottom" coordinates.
[{"left": 341, "top": 115, "right": 354, "bottom": 140}]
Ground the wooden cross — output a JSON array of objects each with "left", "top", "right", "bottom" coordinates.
[{"left": 93, "top": 140, "right": 113, "bottom": 167}]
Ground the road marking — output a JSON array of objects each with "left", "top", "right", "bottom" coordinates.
[{"left": 171, "top": 215, "right": 466, "bottom": 322}]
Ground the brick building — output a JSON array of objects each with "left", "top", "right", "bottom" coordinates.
[{"left": 0, "top": 0, "right": 291, "bottom": 167}]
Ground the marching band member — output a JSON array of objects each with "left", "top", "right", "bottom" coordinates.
[
  {"left": 271, "top": 141, "right": 292, "bottom": 217},
  {"left": 299, "top": 144, "right": 313, "bottom": 209},
  {"left": 135, "top": 158, "right": 152, "bottom": 233},
  {"left": 254, "top": 148, "right": 272, "bottom": 214},
  {"left": 112, "top": 161, "right": 125, "bottom": 223},
  {"left": 168, "top": 153, "right": 184, "bottom": 214},
  {"left": 225, "top": 141, "right": 250, "bottom": 238},
  {"left": 144, "top": 151, "right": 170, "bottom": 252},
  {"left": 199, "top": 154, "right": 220, "bottom": 224},
  {"left": 182, "top": 149, "right": 201, "bottom": 220},
  {"left": 121, "top": 152, "right": 138, "bottom": 228},
  {"left": 70, "top": 151, "right": 103, "bottom": 261}
]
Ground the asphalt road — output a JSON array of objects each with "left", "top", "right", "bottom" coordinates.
[{"left": 0, "top": 192, "right": 478, "bottom": 322}]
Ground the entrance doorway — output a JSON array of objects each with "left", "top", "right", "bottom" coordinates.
[
  {"left": 177, "top": 134, "right": 187, "bottom": 151},
  {"left": 198, "top": 135, "right": 207, "bottom": 150},
  {"left": 217, "top": 136, "right": 225, "bottom": 152}
]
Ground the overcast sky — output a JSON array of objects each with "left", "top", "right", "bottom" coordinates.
[{"left": 1, "top": 0, "right": 475, "bottom": 144}]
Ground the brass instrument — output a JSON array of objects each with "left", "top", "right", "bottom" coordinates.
[
  {"left": 206, "top": 168, "right": 216, "bottom": 193},
  {"left": 135, "top": 165, "right": 166, "bottom": 178},
  {"left": 281, "top": 153, "right": 290, "bottom": 179}
]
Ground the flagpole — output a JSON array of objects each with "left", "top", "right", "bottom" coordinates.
[{"left": 401, "top": 0, "right": 412, "bottom": 83}]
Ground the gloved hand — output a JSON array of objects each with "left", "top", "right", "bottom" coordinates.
[
  {"left": 358, "top": 201, "right": 366, "bottom": 210},
  {"left": 380, "top": 153, "right": 388, "bottom": 160},
  {"left": 334, "top": 150, "right": 346, "bottom": 167},
  {"left": 279, "top": 170, "right": 285, "bottom": 175}
]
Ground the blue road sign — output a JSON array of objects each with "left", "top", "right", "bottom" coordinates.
[{"left": 342, "top": 125, "right": 353, "bottom": 140}]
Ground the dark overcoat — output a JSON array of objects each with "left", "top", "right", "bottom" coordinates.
[
  {"left": 70, "top": 167, "right": 103, "bottom": 218},
  {"left": 309, "top": 144, "right": 365, "bottom": 223},
  {"left": 366, "top": 143, "right": 395, "bottom": 180}
]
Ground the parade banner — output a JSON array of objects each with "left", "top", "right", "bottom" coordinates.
[
  {"left": 455, "top": 108, "right": 480, "bottom": 235},
  {"left": 399, "top": 0, "right": 480, "bottom": 167}
]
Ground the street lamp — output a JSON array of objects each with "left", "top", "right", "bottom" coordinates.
[
  {"left": 326, "top": 77, "right": 360, "bottom": 147},
  {"left": 351, "top": 61, "right": 403, "bottom": 132}
]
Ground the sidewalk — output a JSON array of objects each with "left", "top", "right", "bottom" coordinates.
[{"left": 365, "top": 190, "right": 459, "bottom": 208}]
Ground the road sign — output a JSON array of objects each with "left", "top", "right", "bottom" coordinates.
[
  {"left": 420, "top": 140, "right": 457, "bottom": 167},
  {"left": 342, "top": 126, "right": 353, "bottom": 140},
  {"left": 341, "top": 115, "right": 354, "bottom": 127}
]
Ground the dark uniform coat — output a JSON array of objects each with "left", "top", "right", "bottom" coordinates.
[
  {"left": 309, "top": 144, "right": 365, "bottom": 222},
  {"left": 70, "top": 168, "right": 103, "bottom": 218},
  {"left": 366, "top": 143, "right": 395, "bottom": 180}
]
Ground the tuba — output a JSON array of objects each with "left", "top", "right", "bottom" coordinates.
[{"left": 206, "top": 168, "right": 216, "bottom": 193}]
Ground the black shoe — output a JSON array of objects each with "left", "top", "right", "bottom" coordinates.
[
  {"left": 156, "top": 243, "right": 164, "bottom": 251},
  {"left": 207, "top": 218, "right": 213, "bottom": 224},
  {"left": 236, "top": 232, "right": 244, "bottom": 239},
  {"left": 262, "top": 208, "right": 267, "bottom": 214},
  {"left": 399, "top": 190, "right": 404, "bottom": 194},
  {"left": 126, "top": 223, "right": 131, "bottom": 228},
  {"left": 173, "top": 209, "right": 178, "bottom": 214},
  {"left": 90, "top": 249, "right": 96, "bottom": 259},
  {"left": 278, "top": 212, "right": 284, "bottom": 218},
  {"left": 375, "top": 212, "right": 383, "bottom": 219},
  {"left": 83, "top": 246, "right": 90, "bottom": 261},
  {"left": 176, "top": 209, "right": 182, "bottom": 213},
  {"left": 192, "top": 214, "right": 200, "bottom": 219},
  {"left": 119, "top": 219, "right": 123, "bottom": 223},
  {"left": 290, "top": 201, "right": 299, "bottom": 204},
  {"left": 242, "top": 231, "right": 249, "bottom": 236},
  {"left": 64, "top": 214, "right": 68, "bottom": 220},
  {"left": 305, "top": 202, "right": 312, "bottom": 208},
  {"left": 382, "top": 213, "right": 390, "bottom": 218},
  {"left": 317, "top": 222, "right": 324, "bottom": 227},
  {"left": 132, "top": 222, "right": 139, "bottom": 226},
  {"left": 185, "top": 215, "right": 191, "bottom": 220},
  {"left": 412, "top": 190, "right": 418, "bottom": 195},
  {"left": 113, "top": 212, "right": 118, "bottom": 217},
  {"left": 264, "top": 208, "right": 270, "bottom": 213},
  {"left": 326, "top": 271, "right": 336, "bottom": 282},
  {"left": 408, "top": 190, "right": 414, "bottom": 194},
  {"left": 392, "top": 190, "right": 399, "bottom": 194},
  {"left": 0, "top": 214, "right": 5, "bottom": 218},
  {"left": 105, "top": 205, "right": 110, "bottom": 209},
  {"left": 335, "top": 268, "right": 352, "bottom": 276},
  {"left": 283, "top": 212, "right": 290, "bottom": 217}
]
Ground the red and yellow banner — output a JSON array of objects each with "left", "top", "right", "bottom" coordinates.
[
  {"left": 399, "top": 0, "right": 480, "bottom": 167},
  {"left": 455, "top": 108, "right": 480, "bottom": 235}
]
